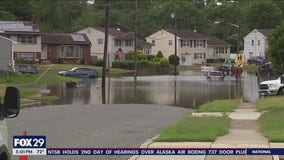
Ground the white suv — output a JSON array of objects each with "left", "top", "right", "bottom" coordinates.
[
  {"left": 0, "top": 87, "right": 20, "bottom": 160},
  {"left": 259, "top": 75, "right": 284, "bottom": 96}
]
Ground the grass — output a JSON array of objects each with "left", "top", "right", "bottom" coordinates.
[
  {"left": 259, "top": 109, "right": 284, "bottom": 142},
  {"left": 256, "top": 96, "right": 284, "bottom": 111},
  {"left": 155, "top": 99, "right": 236, "bottom": 142},
  {"left": 256, "top": 96, "right": 284, "bottom": 142},
  {"left": 155, "top": 115, "right": 230, "bottom": 142},
  {"left": 198, "top": 99, "right": 237, "bottom": 112}
]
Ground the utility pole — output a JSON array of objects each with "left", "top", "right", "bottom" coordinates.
[
  {"left": 171, "top": 11, "right": 177, "bottom": 75},
  {"left": 102, "top": 0, "right": 110, "bottom": 104},
  {"left": 133, "top": 0, "right": 138, "bottom": 102},
  {"left": 134, "top": 0, "right": 138, "bottom": 82}
]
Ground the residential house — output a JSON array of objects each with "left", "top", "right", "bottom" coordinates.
[
  {"left": 41, "top": 33, "right": 91, "bottom": 64},
  {"left": 76, "top": 27, "right": 152, "bottom": 64},
  {"left": 243, "top": 29, "right": 273, "bottom": 61},
  {"left": 146, "top": 29, "right": 208, "bottom": 66},
  {"left": 0, "top": 21, "right": 41, "bottom": 63},
  {"left": 0, "top": 36, "right": 16, "bottom": 74},
  {"left": 206, "top": 36, "right": 232, "bottom": 60}
]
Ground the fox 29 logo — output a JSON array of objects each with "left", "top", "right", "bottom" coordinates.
[{"left": 13, "top": 136, "right": 46, "bottom": 148}]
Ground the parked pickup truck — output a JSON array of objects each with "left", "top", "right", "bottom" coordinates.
[
  {"left": 259, "top": 74, "right": 284, "bottom": 96},
  {"left": 0, "top": 87, "right": 20, "bottom": 160}
]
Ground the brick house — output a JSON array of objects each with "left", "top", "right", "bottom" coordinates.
[{"left": 41, "top": 33, "right": 91, "bottom": 64}]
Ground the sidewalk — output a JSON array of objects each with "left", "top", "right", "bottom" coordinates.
[{"left": 129, "top": 102, "right": 284, "bottom": 160}]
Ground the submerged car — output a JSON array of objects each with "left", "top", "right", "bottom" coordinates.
[
  {"left": 206, "top": 71, "right": 224, "bottom": 81},
  {"left": 58, "top": 67, "right": 99, "bottom": 78},
  {"left": 14, "top": 64, "right": 38, "bottom": 74},
  {"left": 218, "top": 63, "right": 234, "bottom": 76}
]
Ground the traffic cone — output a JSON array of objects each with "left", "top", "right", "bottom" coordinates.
[{"left": 18, "top": 130, "right": 28, "bottom": 160}]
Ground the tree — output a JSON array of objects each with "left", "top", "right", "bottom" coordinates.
[
  {"left": 242, "top": 1, "right": 282, "bottom": 30},
  {"left": 156, "top": 51, "right": 164, "bottom": 58},
  {"left": 268, "top": 21, "right": 284, "bottom": 74},
  {"left": 168, "top": 54, "right": 180, "bottom": 66}
]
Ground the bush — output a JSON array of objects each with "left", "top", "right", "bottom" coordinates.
[
  {"left": 112, "top": 61, "right": 135, "bottom": 69},
  {"left": 168, "top": 54, "right": 180, "bottom": 66},
  {"left": 77, "top": 59, "right": 85, "bottom": 65},
  {"left": 93, "top": 58, "right": 104, "bottom": 67},
  {"left": 147, "top": 55, "right": 155, "bottom": 61},
  {"left": 58, "top": 58, "right": 66, "bottom": 64},
  {"left": 15, "top": 58, "right": 25, "bottom": 64},
  {"left": 125, "top": 50, "right": 147, "bottom": 61},
  {"left": 160, "top": 58, "right": 169, "bottom": 68},
  {"left": 156, "top": 51, "right": 164, "bottom": 58}
]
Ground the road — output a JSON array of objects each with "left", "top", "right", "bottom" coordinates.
[{"left": 7, "top": 104, "right": 191, "bottom": 160}]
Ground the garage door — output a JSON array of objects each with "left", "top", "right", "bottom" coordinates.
[{"left": 180, "top": 53, "right": 192, "bottom": 66}]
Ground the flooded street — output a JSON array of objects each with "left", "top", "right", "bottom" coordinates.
[{"left": 36, "top": 70, "right": 259, "bottom": 109}]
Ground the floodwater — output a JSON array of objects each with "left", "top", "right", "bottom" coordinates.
[{"left": 35, "top": 70, "right": 259, "bottom": 109}]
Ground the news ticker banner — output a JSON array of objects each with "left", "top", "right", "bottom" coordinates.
[{"left": 13, "top": 136, "right": 284, "bottom": 156}]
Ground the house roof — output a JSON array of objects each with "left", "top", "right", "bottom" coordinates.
[
  {"left": 94, "top": 27, "right": 152, "bottom": 46},
  {"left": 207, "top": 36, "right": 232, "bottom": 46},
  {"left": 0, "top": 35, "right": 17, "bottom": 44},
  {"left": 0, "top": 21, "right": 40, "bottom": 34},
  {"left": 164, "top": 29, "right": 207, "bottom": 39},
  {"left": 42, "top": 33, "right": 91, "bottom": 45},
  {"left": 257, "top": 29, "right": 273, "bottom": 37}
]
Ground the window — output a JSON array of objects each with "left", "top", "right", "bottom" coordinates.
[
  {"left": 60, "top": 45, "right": 81, "bottom": 58},
  {"left": 115, "top": 40, "right": 122, "bottom": 46},
  {"left": 252, "top": 40, "right": 254, "bottom": 46},
  {"left": 258, "top": 40, "right": 260, "bottom": 46},
  {"left": 18, "top": 53, "right": 34, "bottom": 60},
  {"left": 181, "top": 40, "right": 190, "bottom": 47},
  {"left": 218, "top": 48, "right": 224, "bottom": 54},
  {"left": 169, "top": 40, "right": 172, "bottom": 45},
  {"left": 152, "top": 40, "right": 155, "bottom": 46},
  {"left": 194, "top": 53, "right": 204, "bottom": 60},
  {"left": 20, "top": 35, "right": 36, "bottom": 44},
  {"left": 98, "top": 39, "right": 103, "bottom": 44},
  {"left": 196, "top": 40, "right": 203, "bottom": 47},
  {"left": 126, "top": 40, "right": 132, "bottom": 46}
]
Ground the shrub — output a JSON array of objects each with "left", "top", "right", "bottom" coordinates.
[
  {"left": 168, "top": 54, "right": 180, "bottom": 66},
  {"left": 77, "top": 59, "right": 85, "bottom": 65},
  {"left": 156, "top": 51, "right": 164, "bottom": 58},
  {"left": 147, "top": 55, "right": 155, "bottom": 61},
  {"left": 160, "top": 58, "right": 169, "bottom": 68},
  {"left": 125, "top": 50, "right": 147, "bottom": 61},
  {"left": 93, "top": 58, "right": 104, "bottom": 67},
  {"left": 15, "top": 58, "right": 25, "bottom": 64}
]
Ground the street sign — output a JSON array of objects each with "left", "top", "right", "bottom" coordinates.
[{"left": 234, "top": 54, "right": 245, "bottom": 68}]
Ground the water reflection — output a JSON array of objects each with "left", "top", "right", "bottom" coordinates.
[{"left": 35, "top": 71, "right": 259, "bottom": 109}]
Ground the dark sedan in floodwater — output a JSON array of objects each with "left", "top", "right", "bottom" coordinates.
[{"left": 58, "top": 67, "right": 99, "bottom": 78}]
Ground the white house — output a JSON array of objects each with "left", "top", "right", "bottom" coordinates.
[
  {"left": 77, "top": 27, "right": 152, "bottom": 65},
  {"left": 243, "top": 29, "right": 273, "bottom": 61},
  {"left": 146, "top": 29, "right": 231, "bottom": 66},
  {"left": 146, "top": 29, "right": 209, "bottom": 66},
  {"left": 0, "top": 36, "right": 17, "bottom": 74},
  {"left": 206, "top": 36, "right": 232, "bottom": 60},
  {"left": 0, "top": 21, "right": 41, "bottom": 63}
]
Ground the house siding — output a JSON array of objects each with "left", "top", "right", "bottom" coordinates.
[
  {"left": 45, "top": 44, "right": 91, "bottom": 64},
  {"left": 146, "top": 30, "right": 176, "bottom": 58},
  {"left": 0, "top": 37, "right": 13, "bottom": 73},
  {"left": 243, "top": 29, "right": 268, "bottom": 61}
]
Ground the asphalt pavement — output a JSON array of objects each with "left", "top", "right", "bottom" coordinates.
[{"left": 7, "top": 104, "right": 191, "bottom": 160}]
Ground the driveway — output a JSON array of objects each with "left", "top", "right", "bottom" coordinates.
[{"left": 7, "top": 104, "right": 191, "bottom": 160}]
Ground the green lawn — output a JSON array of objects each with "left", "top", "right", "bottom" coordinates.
[
  {"left": 155, "top": 99, "right": 235, "bottom": 142},
  {"left": 198, "top": 99, "right": 237, "bottom": 112},
  {"left": 155, "top": 115, "right": 230, "bottom": 142},
  {"left": 256, "top": 96, "right": 284, "bottom": 142}
]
